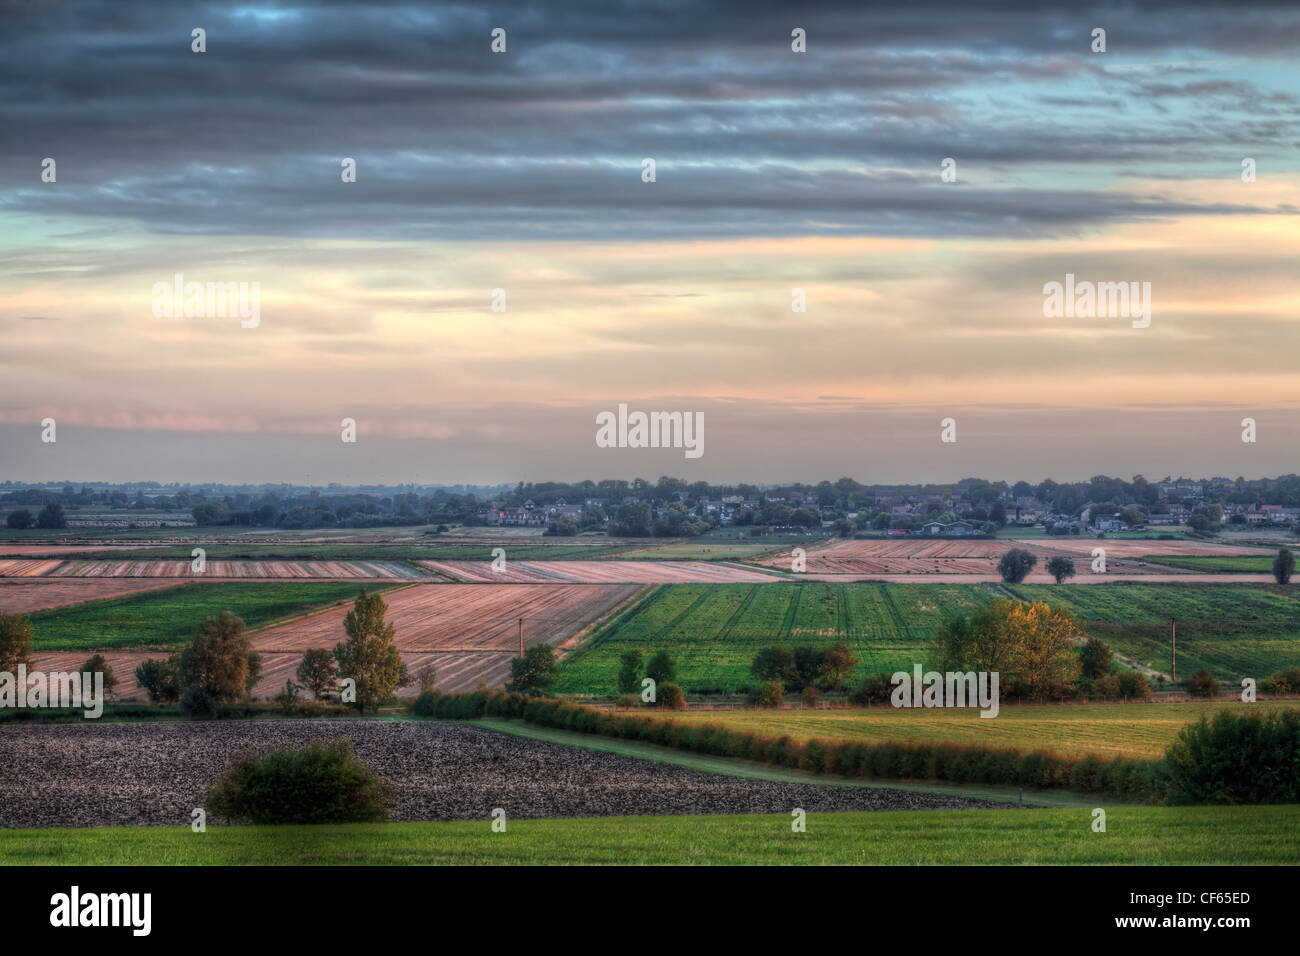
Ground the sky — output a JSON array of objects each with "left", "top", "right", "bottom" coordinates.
[{"left": 2, "top": 0, "right": 1298, "bottom": 485}]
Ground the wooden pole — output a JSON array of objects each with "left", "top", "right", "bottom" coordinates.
[
  {"left": 519, "top": 618, "right": 524, "bottom": 659},
  {"left": 1171, "top": 617, "right": 1176, "bottom": 682}
]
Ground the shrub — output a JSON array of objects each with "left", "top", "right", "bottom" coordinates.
[
  {"left": 754, "top": 680, "right": 785, "bottom": 708},
  {"left": 207, "top": 737, "right": 394, "bottom": 824},
  {"left": 654, "top": 682, "right": 686, "bottom": 710},
  {"left": 800, "top": 684, "right": 820, "bottom": 707},
  {"left": 1117, "top": 670, "right": 1151, "bottom": 700},
  {"left": 412, "top": 689, "right": 439, "bottom": 716},
  {"left": 1261, "top": 666, "right": 1300, "bottom": 695},
  {"left": 1161, "top": 710, "right": 1300, "bottom": 805},
  {"left": 849, "top": 672, "right": 893, "bottom": 706},
  {"left": 134, "top": 655, "right": 180, "bottom": 703},
  {"left": 1092, "top": 673, "right": 1121, "bottom": 700},
  {"left": 81, "top": 653, "right": 119, "bottom": 698},
  {"left": 273, "top": 680, "right": 301, "bottom": 715},
  {"left": 1185, "top": 669, "right": 1221, "bottom": 698},
  {"left": 615, "top": 693, "right": 640, "bottom": 708}
]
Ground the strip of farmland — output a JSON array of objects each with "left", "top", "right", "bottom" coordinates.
[
  {"left": 0, "top": 559, "right": 431, "bottom": 579},
  {"left": 423, "top": 559, "right": 781, "bottom": 583}
]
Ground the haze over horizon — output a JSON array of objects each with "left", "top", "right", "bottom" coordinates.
[{"left": 3, "top": 1, "right": 1298, "bottom": 484}]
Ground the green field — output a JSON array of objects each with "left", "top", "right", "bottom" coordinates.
[
  {"left": 554, "top": 582, "right": 995, "bottom": 694},
  {"left": 648, "top": 700, "right": 1300, "bottom": 760},
  {"left": 29, "top": 581, "right": 393, "bottom": 651},
  {"left": 555, "top": 581, "right": 1300, "bottom": 695},
  {"left": 1, "top": 805, "right": 1293, "bottom": 864},
  {"left": 1143, "top": 555, "right": 1275, "bottom": 573},
  {"left": 1005, "top": 582, "right": 1300, "bottom": 679}
]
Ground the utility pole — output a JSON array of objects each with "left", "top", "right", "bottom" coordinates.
[
  {"left": 519, "top": 617, "right": 524, "bottom": 659},
  {"left": 1171, "top": 617, "right": 1176, "bottom": 682}
]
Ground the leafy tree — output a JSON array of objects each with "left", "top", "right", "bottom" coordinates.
[
  {"left": 1045, "top": 556, "right": 1075, "bottom": 584},
  {"left": 5, "top": 509, "right": 32, "bottom": 529},
  {"left": 333, "top": 589, "right": 410, "bottom": 712},
  {"left": 1274, "top": 548, "right": 1295, "bottom": 585},
  {"left": 617, "top": 649, "right": 644, "bottom": 695},
  {"left": 134, "top": 655, "right": 180, "bottom": 703},
  {"left": 81, "top": 653, "right": 119, "bottom": 698},
  {"left": 793, "top": 645, "right": 825, "bottom": 687},
  {"left": 819, "top": 641, "right": 856, "bottom": 691},
  {"left": 645, "top": 650, "right": 676, "bottom": 686},
  {"left": 507, "top": 643, "right": 560, "bottom": 696},
  {"left": 296, "top": 647, "right": 339, "bottom": 700},
  {"left": 36, "top": 502, "right": 66, "bottom": 529},
  {"left": 1117, "top": 670, "right": 1152, "bottom": 699},
  {"left": 750, "top": 646, "right": 797, "bottom": 687},
  {"left": 997, "top": 548, "right": 1037, "bottom": 583},
  {"left": 178, "top": 611, "right": 262, "bottom": 716},
  {"left": 754, "top": 680, "right": 785, "bottom": 708},
  {"left": 655, "top": 682, "right": 687, "bottom": 710},
  {"left": 0, "top": 612, "right": 34, "bottom": 675},
  {"left": 1079, "top": 637, "right": 1113, "bottom": 680}
]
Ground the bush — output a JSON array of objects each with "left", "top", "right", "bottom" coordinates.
[
  {"left": 80, "top": 653, "right": 119, "bottom": 698},
  {"left": 1185, "top": 669, "right": 1221, "bottom": 698},
  {"left": 1261, "top": 666, "right": 1300, "bottom": 695},
  {"left": 1117, "top": 670, "right": 1152, "bottom": 700},
  {"left": 655, "top": 682, "right": 686, "bottom": 710},
  {"left": 754, "top": 681, "right": 785, "bottom": 708},
  {"left": 848, "top": 672, "right": 894, "bottom": 706},
  {"left": 412, "top": 689, "right": 440, "bottom": 716},
  {"left": 800, "top": 684, "right": 820, "bottom": 707},
  {"left": 1273, "top": 548, "right": 1295, "bottom": 585},
  {"left": 207, "top": 737, "right": 394, "bottom": 824},
  {"left": 1161, "top": 710, "right": 1300, "bottom": 805},
  {"left": 273, "top": 680, "right": 301, "bottom": 715},
  {"left": 615, "top": 693, "right": 640, "bottom": 708}
]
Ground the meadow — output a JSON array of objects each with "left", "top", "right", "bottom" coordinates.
[
  {"left": 28, "top": 581, "right": 393, "bottom": 651},
  {"left": 1143, "top": 555, "right": 1276, "bottom": 573},
  {"left": 555, "top": 581, "right": 1300, "bottom": 694},
  {"left": 0, "top": 805, "right": 1293, "bottom": 865},
  {"left": 649, "top": 700, "right": 1300, "bottom": 760}
]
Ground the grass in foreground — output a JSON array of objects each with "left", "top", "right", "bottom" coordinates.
[
  {"left": 646, "top": 700, "right": 1300, "bottom": 761},
  {"left": 30, "top": 581, "right": 394, "bottom": 650},
  {"left": 1, "top": 805, "right": 1295, "bottom": 865}
]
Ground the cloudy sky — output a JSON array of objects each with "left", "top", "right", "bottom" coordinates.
[{"left": 2, "top": 0, "right": 1298, "bottom": 485}]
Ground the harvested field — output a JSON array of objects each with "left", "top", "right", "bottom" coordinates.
[
  {"left": 0, "top": 720, "right": 1007, "bottom": 828},
  {"left": 0, "top": 558, "right": 430, "bottom": 580},
  {"left": 424, "top": 559, "right": 779, "bottom": 583},
  {"left": 252, "top": 582, "right": 642, "bottom": 693},
  {"left": 0, "top": 579, "right": 179, "bottom": 613},
  {"left": 763, "top": 537, "right": 1269, "bottom": 576}
]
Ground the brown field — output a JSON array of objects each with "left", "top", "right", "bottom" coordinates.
[
  {"left": 761, "top": 537, "right": 1270, "bottom": 576},
  {"left": 0, "top": 559, "right": 429, "bottom": 580},
  {"left": 424, "top": 559, "right": 779, "bottom": 583},
  {"left": 0, "top": 579, "right": 180, "bottom": 614}
]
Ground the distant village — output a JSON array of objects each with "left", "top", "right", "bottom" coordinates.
[{"left": 4, "top": 475, "right": 1300, "bottom": 537}]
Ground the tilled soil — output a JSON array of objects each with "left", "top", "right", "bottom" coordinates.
[{"left": 0, "top": 720, "right": 1010, "bottom": 828}]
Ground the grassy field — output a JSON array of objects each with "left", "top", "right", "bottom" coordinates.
[
  {"left": 645, "top": 700, "right": 1300, "bottom": 760},
  {"left": 1005, "top": 582, "right": 1300, "bottom": 679},
  {"left": 553, "top": 582, "right": 996, "bottom": 694},
  {"left": 1, "top": 805, "right": 1294, "bottom": 864},
  {"left": 1143, "top": 555, "right": 1276, "bottom": 573},
  {"left": 29, "top": 581, "right": 395, "bottom": 650},
  {"left": 554, "top": 581, "right": 1300, "bottom": 694}
]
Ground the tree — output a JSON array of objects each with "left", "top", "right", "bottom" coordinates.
[
  {"left": 36, "top": 502, "right": 66, "bottom": 529},
  {"left": 0, "top": 612, "right": 34, "bottom": 675},
  {"left": 333, "top": 589, "right": 410, "bottom": 712},
  {"left": 178, "top": 611, "right": 262, "bottom": 716},
  {"left": 819, "top": 641, "right": 856, "bottom": 691},
  {"left": 793, "top": 645, "right": 825, "bottom": 687},
  {"left": 1079, "top": 637, "right": 1113, "bottom": 680},
  {"left": 295, "top": 647, "right": 339, "bottom": 700},
  {"left": 655, "top": 682, "right": 687, "bottom": 710},
  {"left": 5, "top": 509, "right": 32, "bottom": 529},
  {"left": 754, "top": 680, "right": 785, "bottom": 708},
  {"left": 81, "top": 653, "right": 119, "bottom": 698},
  {"left": 134, "top": 655, "right": 180, "bottom": 703},
  {"left": 997, "top": 548, "right": 1037, "bottom": 583},
  {"left": 750, "top": 646, "right": 797, "bottom": 688},
  {"left": 1045, "top": 556, "right": 1075, "bottom": 584},
  {"left": 617, "top": 649, "right": 644, "bottom": 695},
  {"left": 507, "top": 643, "right": 560, "bottom": 696},
  {"left": 1274, "top": 548, "right": 1295, "bottom": 585},
  {"left": 645, "top": 650, "right": 676, "bottom": 686}
]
